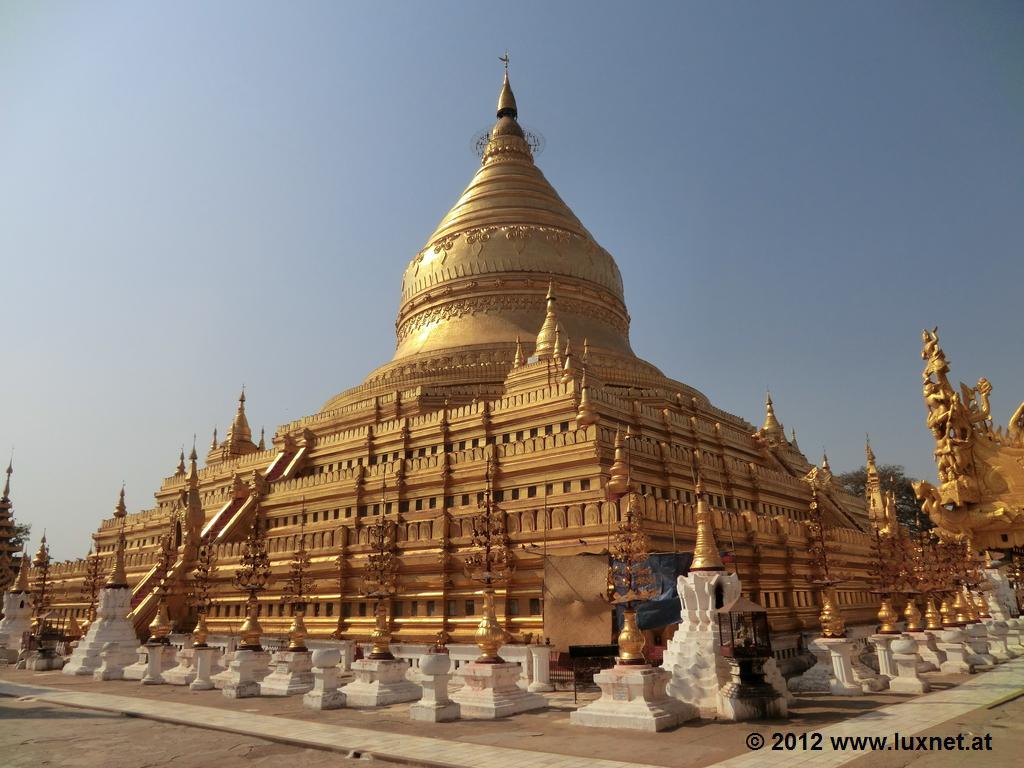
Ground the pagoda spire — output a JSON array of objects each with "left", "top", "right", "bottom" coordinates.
[
  {"left": 210, "top": 426, "right": 218, "bottom": 451},
  {"left": 105, "top": 524, "right": 128, "bottom": 589},
  {"left": 114, "top": 486, "right": 127, "bottom": 519},
  {"left": 258, "top": 427, "right": 266, "bottom": 451},
  {"left": 533, "top": 281, "right": 560, "bottom": 360},
  {"left": 761, "top": 391, "right": 784, "bottom": 437},
  {"left": 227, "top": 387, "right": 252, "bottom": 445},
  {"left": 690, "top": 480, "right": 725, "bottom": 572},
  {"left": 865, "top": 435, "right": 884, "bottom": 528},
  {"left": 512, "top": 336, "right": 524, "bottom": 368},
  {"left": 187, "top": 438, "right": 199, "bottom": 484},
  {"left": 176, "top": 448, "right": 186, "bottom": 475},
  {"left": 497, "top": 59, "right": 517, "bottom": 119},
  {"left": 790, "top": 428, "right": 801, "bottom": 452},
  {"left": 2, "top": 458, "right": 11, "bottom": 501},
  {"left": 11, "top": 548, "right": 29, "bottom": 592},
  {"left": 560, "top": 334, "right": 578, "bottom": 384}
]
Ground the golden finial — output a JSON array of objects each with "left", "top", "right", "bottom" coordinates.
[
  {"left": 105, "top": 523, "right": 128, "bottom": 588},
  {"left": 2, "top": 456, "right": 11, "bottom": 500},
  {"left": 819, "top": 591, "right": 846, "bottom": 638},
  {"left": 176, "top": 447, "right": 186, "bottom": 475},
  {"left": 607, "top": 427, "right": 630, "bottom": 498},
  {"left": 576, "top": 370, "right": 598, "bottom": 428},
  {"left": 210, "top": 426, "right": 218, "bottom": 450},
  {"left": 114, "top": 485, "right": 127, "bottom": 518},
  {"left": 821, "top": 450, "right": 830, "bottom": 471},
  {"left": 790, "top": 428, "right": 800, "bottom": 451},
  {"left": 560, "top": 335, "right": 577, "bottom": 384},
  {"left": 582, "top": 337, "right": 590, "bottom": 366},
  {"left": 533, "top": 281, "right": 560, "bottom": 359},
  {"left": 690, "top": 483, "right": 725, "bottom": 571},
  {"left": 865, "top": 433, "right": 876, "bottom": 467},
  {"left": 553, "top": 324, "right": 564, "bottom": 370},
  {"left": 513, "top": 335, "right": 524, "bottom": 368},
  {"left": 189, "top": 435, "right": 197, "bottom": 463},
  {"left": 497, "top": 52, "right": 517, "bottom": 119},
  {"left": 257, "top": 427, "right": 266, "bottom": 451},
  {"left": 761, "top": 391, "right": 783, "bottom": 436},
  {"left": 11, "top": 548, "right": 29, "bottom": 592}
]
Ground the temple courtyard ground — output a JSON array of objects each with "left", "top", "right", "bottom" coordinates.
[{"left": 0, "top": 661, "right": 1021, "bottom": 768}]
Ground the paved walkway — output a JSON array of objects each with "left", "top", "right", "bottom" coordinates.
[
  {"left": 721, "top": 658, "right": 1024, "bottom": 768},
  {"left": 2, "top": 659, "right": 1022, "bottom": 768}
]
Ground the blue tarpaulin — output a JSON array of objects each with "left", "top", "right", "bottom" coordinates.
[{"left": 613, "top": 552, "right": 693, "bottom": 632}]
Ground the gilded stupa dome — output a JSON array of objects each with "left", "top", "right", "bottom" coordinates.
[{"left": 322, "top": 69, "right": 709, "bottom": 410}]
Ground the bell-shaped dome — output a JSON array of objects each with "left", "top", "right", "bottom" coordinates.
[{"left": 392, "top": 71, "right": 635, "bottom": 364}]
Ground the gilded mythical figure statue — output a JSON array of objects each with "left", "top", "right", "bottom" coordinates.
[{"left": 916, "top": 328, "right": 1024, "bottom": 546}]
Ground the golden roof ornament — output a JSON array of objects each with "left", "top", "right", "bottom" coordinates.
[
  {"left": 552, "top": 324, "right": 564, "bottom": 371},
  {"left": 497, "top": 52, "right": 516, "bottom": 118},
  {"left": 114, "top": 485, "right": 127, "bottom": 519},
  {"left": 818, "top": 591, "right": 846, "bottom": 638},
  {"left": 533, "top": 281, "right": 560, "bottom": 360},
  {"left": 790, "top": 428, "right": 800, "bottom": 452},
  {"left": 690, "top": 482, "right": 725, "bottom": 572},
  {"left": 512, "top": 335, "right": 524, "bottom": 368},
  {"left": 607, "top": 427, "right": 630, "bottom": 498},
  {"left": 2, "top": 459, "right": 11, "bottom": 500},
  {"left": 560, "top": 335, "right": 578, "bottom": 384},
  {"left": 12, "top": 548, "right": 29, "bottom": 592},
  {"left": 258, "top": 427, "right": 266, "bottom": 451},
  {"left": 576, "top": 371, "right": 598, "bottom": 428},
  {"left": 176, "top": 448, "right": 186, "bottom": 476},
  {"left": 761, "top": 392, "right": 784, "bottom": 437}
]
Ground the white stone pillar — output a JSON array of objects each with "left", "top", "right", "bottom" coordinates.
[
  {"left": 817, "top": 638, "right": 862, "bottom": 696},
  {"left": 936, "top": 628, "right": 972, "bottom": 674},
  {"left": 141, "top": 642, "right": 168, "bottom": 685},
  {"left": 410, "top": 650, "right": 459, "bottom": 722},
  {"left": 222, "top": 649, "right": 267, "bottom": 699},
  {"left": 527, "top": 645, "right": 554, "bottom": 693},
  {"left": 964, "top": 623, "right": 996, "bottom": 668},
  {"left": 870, "top": 634, "right": 897, "bottom": 680},
  {"left": 304, "top": 649, "right": 346, "bottom": 710},
  {"left": 888, "top": 635, "right": 929, "bottom": 694},
  {"left": 907, "top": 631, "right": 945, "bottom": 671},
  {"left": 190, "top": 647, "right": 216, "bottom": 691},
  {"left": 985, "top": 621, "right": 1015, "bottom": 660}
]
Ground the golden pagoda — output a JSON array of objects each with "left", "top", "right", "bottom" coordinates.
[{"left": 40, "top": 66, "right": 882, "bottom": 656}]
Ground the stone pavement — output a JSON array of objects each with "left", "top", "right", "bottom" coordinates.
[{"left": 0, "top": 660, "right": 1021, "bottom": 768}]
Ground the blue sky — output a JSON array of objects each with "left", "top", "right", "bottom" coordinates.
[{"left": 1, "top": 1, "right": 1021, "bottom": 559}]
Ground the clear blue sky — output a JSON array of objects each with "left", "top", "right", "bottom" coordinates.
[{"left": 2, "top": 1, "right": 1022, "bottom": 560}]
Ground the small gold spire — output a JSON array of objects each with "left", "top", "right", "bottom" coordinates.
[
  {"left": 496, "top": 62, "right": 517, "bottom": 119},
  {"left": 790, "top": 428, "right": 800, "bottom": 451},
  {"left": 576, "top": 371, "right": 598, "bottom": 428},
  {"left": 819, "top": 591, "right": 846, "bottom": 638},
  {"left": 821, "top": 450, "right": 831, "bottom": 472},
  {"left": 257, "top": 427, "right": 266, "bottom": 451},
  {"left": 560, "top": 335, "right": 577, "bottom": 384},
  {"left": 607, "top": 427, "right": 630, "bottom": 498},
  {"left": 210, "top": 426, "right": 218, "bottom": 451},
  {"left": 114, "top": 485, "right": 127, "bottom": 519},
  {"left": 553, "top": 324, "right": 563, "bottom": 371},
  {"left": 582, "top": 337, "right": 590, "bottom": 366},
  {"left": 690, "top": 483, "right": 725, "bottom": 571},
  {"left": 105, "top": 526, "right": 128, "bottom": 588},
  {"left": 11, "top": 548, "right": 29, "bottom": 592},
  {"left": 761, "top": 391, "right": 784, "bottom": 436},
  {"left": 176, "top": 448, "right": 186, "bottom": 475},
  {"left": 513, "top": 335, "right": 524, "bottom": 368},
  {"left": 2, "top": 458, "right": 11, "bottom": 500},
  {"left": 533, "top": 281, "right": 560, "bottom": 359}
]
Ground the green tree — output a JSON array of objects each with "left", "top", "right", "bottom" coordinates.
[
  {"left": 836, "top": 464, "right": 928, "bottom": 531},
  {"left": 11, "top": 522, "right": 31, "bottom": 552}
]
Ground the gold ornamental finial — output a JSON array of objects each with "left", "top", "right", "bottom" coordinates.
[
  {"left": 257, "top": 427, "right": 266, "bottom": 451},
  {"left": 790, "top": 428, "right": 800, "bottom": 451},
  {"left": 690, "top": 483, "right": 725, "bottom": 572},
  {"left": 561, "top": 335, "right": 578, "bottom": 384},
  {"left": 12, "top": 548, "right": 29, "bottom": 592},
  {"left": 210, "top": 426, "right": 218, "bottom": 450},
  {"left": 2, "top": 457, "right": 11, "bottom": 500},
  {"left": 865, "top": 434, "right": 876, "bottom": 468},
  {"left": 582, "top": 337, "right": 590, "bottom": 366},
  {"left": 105, "top": 525, "right": 128, "bottom": 588},
  {"left": 576, "top": 371, "right": 598, "bottom": 428},
  {"left": 822, "top": 450, "right": 831, "bottom": 472},
  {"left": 533, "top": 281, "right": 560, "bottom": 359},
  {"left": 176, "top": 447, "right": 186, "bottom": 475},
  {"left": 761, "top": 391, "right": 784, "bottom": 436},
  {"left": 513, "top": 335, "right": 524, "bottom": 368},
  {"left": 607, "top": 427, "right": 630, "bottom": 498},
  {"left": 819, "top": 591, "right": 846, "bottom": 638},
  {"left": 114, "top": 485, "right": 127, "bottom": 518},
  {"left": 497, "top": 53, "right": 517, "bottom": 119}
]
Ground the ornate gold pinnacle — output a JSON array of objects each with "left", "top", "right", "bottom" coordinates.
[
  {"left": 903, "top": 598, "right": 923, "bottom": 632},
  {"left": 368, "top": 599, "right": 393, "bottom": 659},
  {"left": 691, "top": 484, "right": 725, "bottom": 572},
  {"left": 924, "top": 597, "right": 942, "bottom": 631},
  {"left": 819, "top": 592, "right": 846, "bottom": 638},
  {"left": 473, "top": 589, "right": 506, "bottom": 664},
  {"left": 238, "top": 597, "right": 263, "bottom": 650},
  {"left": 616, "top": 607, "right": 646, "bottom": 665},
  {"left": 876, "top": 597, "right": 899, "bottom": 634}
]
